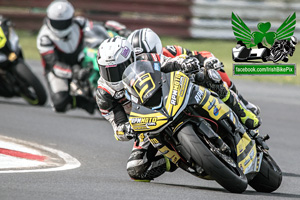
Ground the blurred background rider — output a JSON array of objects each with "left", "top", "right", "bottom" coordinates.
[{"left": 36, "top": 0, "right": 130, "bottom": 114}]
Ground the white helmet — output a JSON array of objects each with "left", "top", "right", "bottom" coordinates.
[
  {"left": 290, "top": 36, "right": 298, "bottom": 47},
  {"left": 97, "top": 36, "right": 135, "bottom": 91},
  {"left": 46, "top": 0, "right": 74, "bottom": 38},
  {"left": 127, "top": 28, "right": 163, "bottom": 54}
]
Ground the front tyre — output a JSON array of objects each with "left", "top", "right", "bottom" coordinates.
[
  {"left": 13, "top": 60, "right": 47, "bottom": 106},
  {"left": 249, "top": 154, "right": 282, "bottom": 193},
  {"left": 177, "top": 124, "right": 248, "bottom": 193},
  {"left": 271, "top": 50, "right": 284, "bottom": 63}
]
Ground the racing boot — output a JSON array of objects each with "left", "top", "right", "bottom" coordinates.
[
  {"left": 238, "top": 94, "right": 261, "bottom": 116},
  {"left": 229, "top": 82, "right": 260, "bottom": 116},
  {"left": 163, "top": 155, "right": 177, "bottom": 172},
  {"left": 131, "top": 154, "right": 177, "bottom": 183},
  {"left": 222, "top": 89, "right": 262, "bottom": 130}
]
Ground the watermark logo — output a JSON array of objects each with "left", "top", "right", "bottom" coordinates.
[
  {"left": 231, "top": 12, "right": 297, "bottom": 75},
  {"left": 233, "top": 63, "right": 296, "bottom": 76},
  {"left": 232, "top": 12, "right": 296, "bottom": 48}
]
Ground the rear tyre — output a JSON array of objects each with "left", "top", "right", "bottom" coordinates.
[
  {"left": 177, "top": 124, "right": 248, "bottom": 193},
  {"left": 272, "top": 50, "right": 283, "bottom": 63},
  {"left": 14, "top": 60, "right": 47, "bottom": 105},
  {"left": 249, "top": 154, "right": 282, "bottom": 193}
]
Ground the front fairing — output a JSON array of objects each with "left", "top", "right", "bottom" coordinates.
[
  {"left": 8, "top": 27, "right": 19, "bottom": 52},
  {"left": 80, "top": 47, "right": 100, "bottom": 89},
  {"left": 82, "top": 47, "right": 99, "bottom": 71},
  {"left": 0, "top": 52, "right": 7, "bottom": 64},
  {"left": 129, "top": 104, "right": 169, "bottom": 132},
  {"left": 163, "top": 71, "right": 190, "bottom": 117},
  {"left": 83, "top": 23, "right": 110, "bottom": 48},
  {"left": 0, "top": 25, "right": 20, "bottom": 63},
  {"left": 129, "top": 71, "right": 192, "bottom": 132}
]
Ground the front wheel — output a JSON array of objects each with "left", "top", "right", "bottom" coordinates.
[
  {"left": 249, "top": 154, "right": 282, "bottom": 193},
  {"left": 13, "top": 60, "right": 47, "bottom": 106},
  {"left": 177, "top": 124, "right": 248, "bottom": 193},
  {"left": 271, "top": 50, "right": 284, "bottom": 63}
]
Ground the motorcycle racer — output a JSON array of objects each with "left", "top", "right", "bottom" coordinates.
[
  {"left": 127, "top": 28, "right": 261, "bottom": 130},
  {"left": 96, "top": 36, "right": 211, "bottom": 181},
  {"left": 36, "top": 0, "right": 130, "bottom": 114},
  {"left": 268, "top": 36, "right": 298, "bottom": 63}
]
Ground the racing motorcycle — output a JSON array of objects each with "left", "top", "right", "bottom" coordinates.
[
  {"left": 69, "top": 47, "right": 99, "bottom": 104},
  {"left": 122, "top": 60, "right": 282, "bottom": 193},
  {"left": 0, "top": 17, "right": 47, "bottom": 105},
  {"left": 81, "top": 47, "right": 99, "bottom": 91},
  {"left": 268, "top": 36, "right": 297, "bottom": 63}
]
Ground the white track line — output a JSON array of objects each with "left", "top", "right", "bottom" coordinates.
[{"left": 0, "top": 135, "right": 81, "bottom": 173}]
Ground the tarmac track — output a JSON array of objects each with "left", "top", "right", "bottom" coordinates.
[{"left": 0, "top": 60, "right": 299, "bottom": 200}]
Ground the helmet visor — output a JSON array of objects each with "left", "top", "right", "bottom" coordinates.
[
  {"left": 49, "top": 19, "right": 72, "bottom": 30},
  {"left": 99, "top": 59, "right": 132, "bottom": 83}
]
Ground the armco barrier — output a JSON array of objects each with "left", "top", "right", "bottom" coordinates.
[
  {"left": 0, "top": 0, "right": 191, "bottom": 37},
  {"left": 0, "top": 0, "right": 299, "bottom": 39}
]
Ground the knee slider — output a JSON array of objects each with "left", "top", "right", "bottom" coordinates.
[{"left": 127, "top": 164, "right": 149, "bottom": 180}]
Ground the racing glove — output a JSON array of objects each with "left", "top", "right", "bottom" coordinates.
[
  {"left": 77, "top": 68, "right": 91, "bottom": 81},
  {"left": 194, "top": 68, "right": 227, "bottom": 99},
  {"left": 181, "top": 57, "right": 200, "bottom": 73},
  {"left": 114, "top": 122, "right": 135, "bottom": 141},
  {"left": 203, "top": 57, "right": 224, "bottom": 71}
]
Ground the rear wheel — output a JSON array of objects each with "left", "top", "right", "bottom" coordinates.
[
  {"left": 249, "top": 154, "right": 282, "bottom": 193},
  {"left": 272, "top": 50, "right": 284, "bottom": 63},
  {"left": 13, "top": 60, "right": 47, "bottom": 105},
  {"left": 177, "top": 124, "right": 248, "bottom": 193}
]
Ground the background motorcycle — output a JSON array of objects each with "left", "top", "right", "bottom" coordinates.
[
  {"left": 123, "top": 61, "right": 282, "bottom": 193},
  {"left": 0, "top": 16, "right": 47, "bottom": 106},
  {"left": 70, "top": 27, "right": 118, "bottom": 101}
]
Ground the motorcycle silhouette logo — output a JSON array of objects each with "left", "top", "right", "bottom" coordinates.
[{"left": 231, "top": 12, "right": 297, "bottom": 63}]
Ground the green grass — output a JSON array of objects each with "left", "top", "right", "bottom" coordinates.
[
  {"left": 17, "top": 30, "right": 300, "bottom": 85},
  {"left": 18, "top": 30, "right": 41, "bottom": 60}
]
